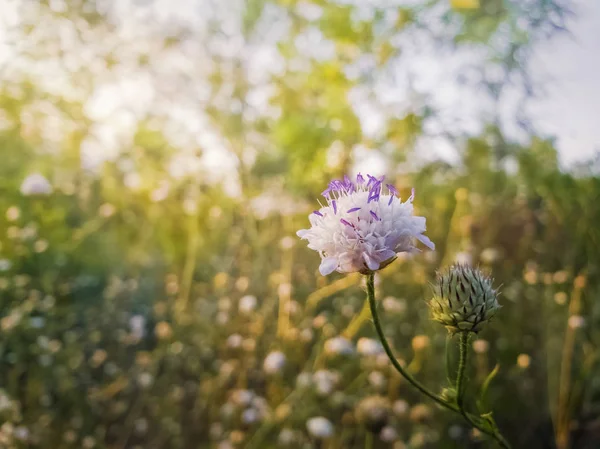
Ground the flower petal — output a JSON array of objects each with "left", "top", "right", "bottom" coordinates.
[
  {"left": 363, "top": 252, "right": 380, "bottom": 271},
  {"left": 319, "top": 257, "right": 339, "bottom": 276},
  {"left": 378, "top": 249, "right": 397, "bottom": 261},
  {"left": 416, "top": 234, "right": 435, "bottom": 250},
  {"left": 296, "top": 229, "right": 309, "bottom": 238}
]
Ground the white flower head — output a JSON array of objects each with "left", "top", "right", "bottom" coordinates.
[
  {"left": 297, "top": 173, "right": 434, "bottom": 276},
  {"left": 324, "top": 336, "right": 354, "bottom": 356},
  {"left": 238, "top": 295, "right": 258, "bottom": 314},
  {"left": 263, "top": 350, "right": 286, "bottom": 374},
  {"left": 20, "top": 173, "right": 53, "bottom": 196},
  {"left": 306, "top": 416, "right": 334, "bottom": 439},
  {"left": 357, "top": 337, "right": 384, "bottom": 356}
]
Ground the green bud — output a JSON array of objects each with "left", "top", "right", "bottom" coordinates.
[
  {"left": 440, "top": 387, "right": 458, "bottom": 404},
  {"left": 428, "top": 264, "right": 500, "bottom": 334}
]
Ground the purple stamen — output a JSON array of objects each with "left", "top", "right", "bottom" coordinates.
[
  {"left": 356, "top": 173, "right": 365, "bottom": 185},
  {"left": 409, "top": 188, "right": 415, "bottom": 202},
  {"left": 367, "top": 181, "right": 382, "bottom": 203},
  {"left": 329, "top": 180, "right": 342, "bottom": 192},
  {"left": 370, "top": 211, "right": 380, "bottom": 221},
  {"left": 321, "top": 187, "right": 331, "bottom": 198},
  {"left": 366, "top": 175, "right": 377, "bottom": 189},
  {"left": 347, "top": 207, "right": 361, "bottom": 213},
  {"left": 313, "top": 210, "right": 323, "bottom": 217},
  {"left": 332, "top": 200, "right": 337, "bottom": 214},
  {"left": 343, "top": 175, "right": 355, "bottom": 192},
  {"left": 340, "top": 218, "right": 353, "bottom": 227},
  {"left": 386, "top": 184, "right": 398, "bottom": 196},
  {"left": 388, "top": 195, "right": 394, "bottom": 206}
]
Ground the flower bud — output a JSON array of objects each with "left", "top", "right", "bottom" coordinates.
[{"left": 428, "top": 265, "right": 500, "bottom": 334}]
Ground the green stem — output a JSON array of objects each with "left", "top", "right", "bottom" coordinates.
[
  {"left": 456, "top": 331, "right": 469, "bottom": 408},
  {"left": 365, "top": 431, "right": 373, "bottom": 449},
  {"left": 365, "top": 273, "right": 512, "bottom": 449}
]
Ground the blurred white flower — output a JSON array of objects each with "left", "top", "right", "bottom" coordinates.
[
  {"left": 5, "top": 207, "right": 20, "bottom": 221},
  {"left": 241, "top": 408, "right": 260, "bottom": 425},
  {"left": 382, "top": 296, "right": 406, "bottom": 314},
  {"left": 313, "top": 370, "right": 339, "bottom": 396},
  {"left": 183, "top": 198, "right": 198, "bottom": 215},
  {"left": 380, "top": 426, "right": 398, "bottom": 442},
  {"left": 300, "top": 328, "right": 314, "bottom": 342},
  {"left": 231, "top": 389, "right": 254, "bottom": 407},
  {"left": 98, "top": 203, "right": 116, "bottom": 218},
  {"left": 280, "top": 236, "right": 296, "bottom": 250},
  {"left": 226, "top": 333, "right": 243, "bottom": 348},
  {"left": 150, "top": 180, "right": 170, "bottom": 202},
  {"left": 250, "top": 189, "right": 304, "bottom": 219},
  {"left": 472, "top": 339, "right": 489, "bottom": 354},
  {"left": 306, "top": 416, "right": 334, "bottom": 439},
  {"left": 297, "top": 174, "right": 434, "bottom": 275},
  {"left": 263, "top": 351, "right": 286, "bottom": 375},
  {"left": 278, "top": 428, "right": 300, "bottom": 446},
  {"left": 124, "top": 172, "right": 142, "bottom": 190},
  {"left": 357, "top": 337, "right": 383, "bottom": 356},
  {"left": 34, "top": 239, "right": 49, "bottom": 253},
  {"left": 480, "top": 247, "right": 500, "bottom": 264},
  {"left": 454, "top": 251, "right": 472, "bottom": 265},
  {"left": 217, "top": 441, "right": 234, "bottom": 449},
  {"left": 568, "top": 315, "right": 586, "bottom": 329},
  {"left": 209, "top": 423, "right": 223, "bottom": 440},
  {"left": 13, "top": 426, "right": 29, "bottom": 441},
  {"left": 30, "top": 317, "right": 45, "bottom": 328},
  {"left": 238, "top": 295, "right": 257, "bottom": 314},
  {"left": 278, "top": 283, "right": 292, "bottom": 296},
  {"left": 216, "top": 312, "right": 229, "bottom": 325},
  {"left": 324, "top": 336, "right": 354, "bottom": 356},
  {"left": 368, "top": 371, "right": 387, "bottom": 391},
  {"left": 0, "top": 259, "right": 11, "bottom": 272},
  {"left": 20, "top": 173, "right": 53, "bottom": 196},
  {"left": 137, "top": 372, "right": 153, "bottom": 388},
  {"left": 393, "top": 400, "right": 409, "bottom": 417},
  {"left": 0, "top": 391, "right": 12, "bottom": 413},
  {"left": 129, "top": 315, "right": 146, "bottom": 340},
  {"left": 296, "top": 372, "right": 313, "bottom": 389}
]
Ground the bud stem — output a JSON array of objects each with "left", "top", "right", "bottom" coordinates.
[{"left": 456, "top": 331, "right": 470, "bottom": 408}]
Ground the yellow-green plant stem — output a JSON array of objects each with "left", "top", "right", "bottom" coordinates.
[
  {"left": 365, "top": 431, "right": 373, "bottom": 449},
  {"left": 365, "top": 273, "right": 512, "bottom": 449}
]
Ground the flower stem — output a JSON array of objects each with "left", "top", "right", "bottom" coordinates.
[{"left": 365, "top": 273, "right": 512, "bottom": 449}]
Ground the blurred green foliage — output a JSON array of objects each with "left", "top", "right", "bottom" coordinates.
[{"left": 0, "top": 1, "right": 598, "bottom": 449}]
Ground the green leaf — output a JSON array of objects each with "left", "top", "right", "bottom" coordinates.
[{"left": 477, "top": 364, "right": 500, "bottom": 412}]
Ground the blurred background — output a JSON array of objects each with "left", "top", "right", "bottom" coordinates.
[{"left": 0, "top": 0, "right": 599, "bottom": 448}]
